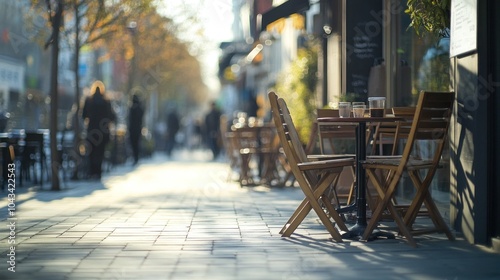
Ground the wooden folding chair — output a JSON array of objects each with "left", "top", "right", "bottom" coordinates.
[
  {"left": 361, "top": 91, "right": 455, "bottom": 247},
  {"left": 269, "top": 92, "right": 354, "bottom": 242},
  {"left": 314, "top": 109, "right": 357, "bottom": 206}
]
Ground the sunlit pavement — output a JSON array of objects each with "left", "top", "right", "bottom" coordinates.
[{"left": 1, "top": 149, "right": 500, "bottom": 280}]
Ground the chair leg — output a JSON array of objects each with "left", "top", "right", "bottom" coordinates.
[
  {"left": 281, "top": 200, "right": 312, "bottom": 237},
  {"left": 280, "top": 197, "right": 309, "bottom": 234},
  {"left": 282, "top": 172, "right": 345, "bottom": 242},
  {"left": 363, "top": 168, "right": 417, "bottom": 247},
  {"left": 406, "top": 170, "right": 454, "bottom": 241},
  {"left": 239, "top": 153, "right": 252, "bottom": 186},
  {"left": 321, "top": 195, "right": 348, "bottom": 231},
  {"left": 346, "top": 166, "right": 356, "bottom": 205}
]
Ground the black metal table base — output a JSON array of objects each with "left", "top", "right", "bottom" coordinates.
[{"left": 341, "top": 223, "right": 395, "bottom": 241}]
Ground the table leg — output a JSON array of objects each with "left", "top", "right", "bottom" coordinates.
[
  {"left": 342, "top": 122, "right": 394, "bottom": 240},
  {"left": 341, "top": 122, "right": 368, "bottom": 238}
]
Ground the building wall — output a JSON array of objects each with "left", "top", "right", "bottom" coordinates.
[
  {"left": 450, "top": 0, "right": 500, "bottom": 248},
  {"left": 492, "top": 0, "right": 500, "bottom": 249}
]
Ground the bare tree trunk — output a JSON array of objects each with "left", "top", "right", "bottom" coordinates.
[{"left": 49, "top": 1, "right": 64, "bottom": 191}]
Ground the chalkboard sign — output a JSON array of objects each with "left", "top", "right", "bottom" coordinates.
[{"left": 345, "top": 0, "right": 383, "bottom": 100}]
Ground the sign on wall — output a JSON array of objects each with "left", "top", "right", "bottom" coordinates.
[
  {"left": 344, "top": 0, "right": 383, "bottom": 99},
  {"left": 450, "top": 0, "right": 477, "bottom": 57}
]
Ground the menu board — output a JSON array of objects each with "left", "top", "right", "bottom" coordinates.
[
  {"left": 345, "top": 0, "right": 383, "bottom": 98},
  {"left": 450, "top": 0, "right": 477, "bottom": 57}
]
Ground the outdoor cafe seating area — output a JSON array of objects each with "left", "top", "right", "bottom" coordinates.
[
  {"left": 1, "top": 129, "right": 51, "bottom": 190},
  {"left": 1, "top": 129, "right": 88, "bottom": 190},
  {"left": 223, "top": 90, "right": 456, "bottom": 247}
]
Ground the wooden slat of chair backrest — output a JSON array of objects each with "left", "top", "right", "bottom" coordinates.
[{"left": 392, "top": 107, "right": 416, "bottom": 118}]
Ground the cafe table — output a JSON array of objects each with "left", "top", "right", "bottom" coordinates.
[{"left": 317, "top": 116, "right": 403, "bottom": 240}]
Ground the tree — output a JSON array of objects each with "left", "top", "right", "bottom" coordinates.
[
  {"left": 29, "top": 0, "right": 152, "bottom": 188},
  {"left": 41, "top": 0, "right": 65, "bottom": 191},
  {"left": 102, "top": 9, "right": 209, "bottom": 112},
  {"left": 62, "top": 0, "right": 153, "bottom": 179}
]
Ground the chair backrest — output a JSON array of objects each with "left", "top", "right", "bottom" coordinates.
[
  {"left": 269, "top": 92, "right": 318, "bottom": 184},
  {"left": 390, "top": 107, "right": 416, "bottom": 155},
  {"left": 392, "top": 107, "right": 416, "bottom": 118},
  {"left": 316, "top": 109, "right": 356, "bottom": 154},
  {"left": 399, "top": 91, "right": 454, "bottom": 165},
  {"left": 317, "top": 109, "right": 356, "bottom": 138}
]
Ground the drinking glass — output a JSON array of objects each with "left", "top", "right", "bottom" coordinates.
[
  {"left": 352, "top": 104, "right": 366, "bottom": 118},
  {"left": 368, "top": 97, "right": 386, "bottom": 117},
  {"left": 338, "top": 102, "right": 351, "bottom": 118}
]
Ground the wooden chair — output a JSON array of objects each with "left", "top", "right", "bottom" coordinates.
[
  {"left": 230, "top": 124, "right": 281, "bottom": 186},
  {"left": 268, "top": 91, "right": 354, "bottom": 242},
  {"left": 230, "top": 125, "right": 260, "bottom": 186},
  {"left": 361, "top": 91, "right": 455, "bottom": 247},
  {"left": 1, "top": 137, "right": 16, "bottom": 191},
  {"left": 314, "top": 109, "right": 357, "bottom": 206}
]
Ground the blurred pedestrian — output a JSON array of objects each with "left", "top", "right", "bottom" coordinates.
[
  {"left": 204, "top": 101, "right": 222, "bottom": 160},
  {"left": 128, "top": 94, "right": 144, "bottom": 165},
  {"left": 165, "top": 107, "right": 180, "bottom": 156},
  {"left": 82, "top": 80, "right": 116, "bottom": 179}
]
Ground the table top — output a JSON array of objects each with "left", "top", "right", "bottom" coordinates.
[{"left": 317, "top": 116, "right": 404, "bottom": 123}]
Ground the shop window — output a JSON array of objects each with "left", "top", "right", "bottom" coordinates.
[{"left": 394, "top": 6, "right": 451, "bottom": 106}]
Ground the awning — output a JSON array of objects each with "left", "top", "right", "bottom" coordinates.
[{"left": 258, "top": 0, "right": 310, "bottom": 31}]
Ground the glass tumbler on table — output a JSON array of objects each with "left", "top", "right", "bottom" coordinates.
[
  {"left": 352, "top": 103, "right": 366, "bottom": 118},
  {"left": 338, "top": 102, "right": 351, "bottom": 118},
  {"left": 368, "top": 97, "right": 386, "bottom": 117}
]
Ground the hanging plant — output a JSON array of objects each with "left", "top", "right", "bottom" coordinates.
[{"left": 405, "top": 0, "right": 451, "bottom": 38}]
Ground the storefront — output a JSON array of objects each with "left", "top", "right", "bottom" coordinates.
[{"left": 259, "top": 0, "right": 499, "bottom": 250}]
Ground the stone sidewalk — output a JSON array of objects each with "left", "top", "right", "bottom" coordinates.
[{"left": 1, "top": 150, "right": 500, "bottom": 280}]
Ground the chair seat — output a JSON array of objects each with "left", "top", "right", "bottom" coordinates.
[
  {"left": 307, "top": 154, "right": 355, "bottom": 160},
  {"left": 298, "top": 158, "right": 354, "bottom": 171},
  {"left": 362, "top": 157, "right": 444, "bottom": 170}
]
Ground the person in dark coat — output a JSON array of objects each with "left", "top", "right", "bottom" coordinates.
[
  {"left": 165, "top": 108, "right": 180, "bottom": 156},
  {"left": 204, "top": 101, "right": 222, "bottom": 160},
  {"left": 82, "top": 81, "right": 116, "bottom": 179},
  {"left": 128, "top": 94, "right": 144, "bottom": 165}
]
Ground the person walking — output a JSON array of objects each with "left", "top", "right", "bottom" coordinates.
[
  {"left": 82, "top": 80, "right": 116, "bottom": 179},
  {"left": 165, "top": 107, "right": 180, "bottom": 156},
  {"left": 128, "top": 94, "right": 144, "bottom": 165},
  {"left": 204, "top": 101, "right": 222, "bottom": 160}
]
